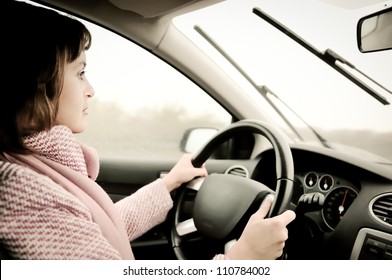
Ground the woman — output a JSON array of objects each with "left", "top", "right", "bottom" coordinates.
[{"left": 0, "top": 0, "right": 295, "bottom": 260}]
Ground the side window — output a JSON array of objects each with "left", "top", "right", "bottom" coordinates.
[{"left": 76, "top": 21, "right": 232, "bottom": 159}]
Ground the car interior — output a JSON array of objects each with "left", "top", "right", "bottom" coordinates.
[{"left": 1, "top": 0, "right": 391, "bottom": 260}]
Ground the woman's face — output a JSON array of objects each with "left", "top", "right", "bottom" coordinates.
[{"left": 56, "top": 51, "right": 95, "bottom": 133}]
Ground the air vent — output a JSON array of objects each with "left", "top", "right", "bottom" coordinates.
[
  {"left": 370, "top": 193, "right": 392, "bottom": 227},
  {"left": 224, "top": 165, "right": 249, "bottom": 178}
]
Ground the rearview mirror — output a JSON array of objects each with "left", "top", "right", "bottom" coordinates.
[{"left": 357, "top": 7, "right": 392, "bottom": 53}]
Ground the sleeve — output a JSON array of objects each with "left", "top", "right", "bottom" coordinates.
[
  {"left": 0, "top": 162, "right": 122, "bottom": 260},
  {"left": 115, "top": 178, "right": 173, "bottom": 241}
]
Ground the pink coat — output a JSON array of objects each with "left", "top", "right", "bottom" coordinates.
[{"left": 0, "top": 125, "right": 173, "bottom": 259}]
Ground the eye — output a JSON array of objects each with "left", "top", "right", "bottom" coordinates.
[{"left": 77, "top": 70, "right": 86, "bottom": 80}]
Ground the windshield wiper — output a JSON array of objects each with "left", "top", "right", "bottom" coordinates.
[
  {"left": 259, "top": 85, "right": 331, "bottom": 148},
  {"left": 194, "top": 25, "right": 329, "bottom": 147},
  {"left": 253, "top": 7, "right": 391, "bottom": 105}
]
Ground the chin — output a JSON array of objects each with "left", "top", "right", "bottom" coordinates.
[{"left": 70, "top": 123, "right": 87, "bottom": 134}]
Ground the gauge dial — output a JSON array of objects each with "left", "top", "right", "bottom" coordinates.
[
  {"left": 304, "top": 172, "right": 318, "bottom": 188},
  {"left": 319, "top": 174, "right": 334, "bottom": 191},
  {"left": 322, "top": 186, "right": 358, "bottom": 230}
]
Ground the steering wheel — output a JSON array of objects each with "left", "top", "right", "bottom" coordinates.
[{"left": 171, "top": 119, "right": 294, "bottom": 260}]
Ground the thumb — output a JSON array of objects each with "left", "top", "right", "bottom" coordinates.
[
  {"left": 274, "top": 209, "right": 296, "bottom": 226},
  {"left": 252, "top": 194, "right": 274, "bottom": 220}
]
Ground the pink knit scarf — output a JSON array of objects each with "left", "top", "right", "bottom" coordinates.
[{"left": 5, "top": 151, "right": 134, "bottom": 259}]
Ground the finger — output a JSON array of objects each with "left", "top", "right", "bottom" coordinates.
[
  {"left": 191, "top": 166, "right": 207, "bottom": 178},
  {"left": 197, "top": 166, "right": 208, "bottom": 177}
]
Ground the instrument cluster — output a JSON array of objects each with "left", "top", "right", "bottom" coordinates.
[{"left": 296, "top": 171, "right": 360, "bottom": 230}]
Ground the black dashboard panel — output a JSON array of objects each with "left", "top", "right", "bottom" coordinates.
[{"left": 251, "top": 144, "right": 392, "bottom": 259}]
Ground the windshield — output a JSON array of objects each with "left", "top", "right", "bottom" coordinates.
[{"left": 174, "top": 0, "right": 392, "bottom": 162}]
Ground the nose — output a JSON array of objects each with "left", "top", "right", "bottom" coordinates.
[{"left": 85, "top": 80, "right": 95, "bottom": 98}]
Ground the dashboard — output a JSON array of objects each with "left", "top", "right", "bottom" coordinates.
[{"left": 249, "top": 143, "right": 392, "bottom": 259}]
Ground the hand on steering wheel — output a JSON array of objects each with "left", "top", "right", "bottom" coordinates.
[{"left": 226, "top": 194, "right": 295, "bottom": 260}]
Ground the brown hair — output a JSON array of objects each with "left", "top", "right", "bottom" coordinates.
[{"left": 2, "top": 0, "right": 92, "bottom": 154}]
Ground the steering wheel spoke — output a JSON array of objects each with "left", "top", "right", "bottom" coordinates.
[
  {"left": 186, "top": 177, "right": 204, "bottom": 191},
  {"left": 176, "top": 218, "right": 197, "bottom": 237}
]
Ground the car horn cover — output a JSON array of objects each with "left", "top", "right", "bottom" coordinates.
[{"left": 193, "top": 173, "right": 272, "bottom": 240}]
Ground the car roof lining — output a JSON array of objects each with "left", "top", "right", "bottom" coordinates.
[
  {"left": 108, "top": 0, "right": 197, "bottom": 18},
  {"left": 34, "top": 0, "right": 223, "bottom": 49}
]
